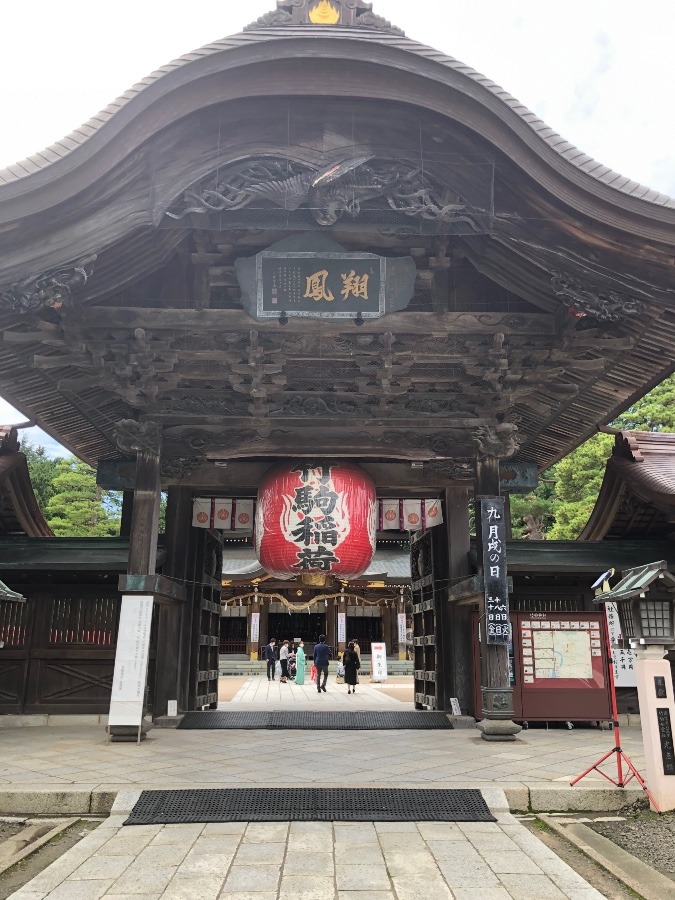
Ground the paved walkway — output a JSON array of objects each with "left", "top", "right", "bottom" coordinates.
[
  {"left": 7, "top": 795, "right": 604, "bottom": 899},
  {"left": 1, "top": 682, "right": 646, "bottom": 898},
  {"left": 223, "top": 678, "right": 410, "bottom": 708}
]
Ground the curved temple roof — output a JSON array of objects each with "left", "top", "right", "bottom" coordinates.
[
  {"left": 1, "top": 11, "right": 673, "bottom": 211},
  {"left": 0, "top": 2, "right": 673, "bottom": 474},
  {"left": 580, "top": 431, "right": 675, "bottom": 541},
  {"left": 0, "top": 427, "right": 53, "bottom": 538}
]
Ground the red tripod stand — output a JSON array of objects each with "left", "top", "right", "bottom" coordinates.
[{"left": 570, "top": 614, "right": 659, "bottom": 811}]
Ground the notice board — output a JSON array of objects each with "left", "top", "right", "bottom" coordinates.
[
  {"left": 472, "top": 610, "right": 612, "bottom": 722},
  {"left": 516, "top": 612, "right": 611, "bottom": 722}
]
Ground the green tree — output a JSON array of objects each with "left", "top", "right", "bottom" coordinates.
[
  {"left": 513, "top": 373, "right": 675, "bottom": 540},
  {"left": 547, "top": 433, "right": 614, "bottom": 540},
  {"left": 46, "top": 458, "right": 121, "bottom": 537},
  {"left": 21, "top": 439, "right": 62, "bottom": 514}
]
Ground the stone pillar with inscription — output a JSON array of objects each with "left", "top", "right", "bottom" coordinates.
[
  {"left": 634, "top": 645, "right": 675, "bottom": 811},
  {"left": 473, "top": 426, "right": 521, "bottom": 742}
]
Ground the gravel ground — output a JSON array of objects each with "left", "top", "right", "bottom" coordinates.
[{"left": 589, "top": 800, "right": 675, "bottom": 881}]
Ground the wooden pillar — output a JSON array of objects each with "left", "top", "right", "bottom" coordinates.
[
  {"left": 119, "top": 490, "right": 134, "bottom": 538},
  {"left": 443, "top": 485, "right": 472, "bottom": 712},
  {"left": 128, "top": 448, "right": 161, "bottom": 576},
  {"left": 259, "top": 598, "right": 270, "bottom": 653},
  {"left": 382, "top": 602, "right": 393, "bottom": 652},
  {"left": 109, "top": 423, "right": 163, "bottom": 740},
  {"left": 475, "top": 453, "right": 521, "bottom": 741},
  {"left": 326, "top": 598, "right": 337, "bottom": 655},
  {"left": 162, "top": 486, "right": 193, "bottom": 714}
]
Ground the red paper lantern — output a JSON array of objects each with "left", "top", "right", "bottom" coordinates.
[{"left": 255, "top": 462, "right": 377, "bottom": 580}]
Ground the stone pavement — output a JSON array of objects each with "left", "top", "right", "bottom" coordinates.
[
  {"left": 0, "top": 718, "right": 646, "bottom": 813},
  {"left": 223, "top": 677, "right": 409, "bottom": 708},
  {"left": 7, "top": 792, "right": 605, "bottom": 899}
]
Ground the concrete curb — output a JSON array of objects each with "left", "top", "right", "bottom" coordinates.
[
  {"left": 542, "top": 814, "right": 675, "bottom": 899},
  {"left": 0, "top": 783, "right": 647, "bottom": 816},
  {"left": 0, "top": 789, "right": 116, "bottom": 817}
]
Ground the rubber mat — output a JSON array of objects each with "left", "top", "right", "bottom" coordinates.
[
  {"left": 125, "top": 788, "right": 495, "bottom": 824},
  {"left": 177, "top": 711, "right": 452, "bottom": 730}
]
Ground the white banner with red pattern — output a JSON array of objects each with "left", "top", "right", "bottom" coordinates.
[{"left": 194, "top": 497, "right": 444, "bottom": 532}]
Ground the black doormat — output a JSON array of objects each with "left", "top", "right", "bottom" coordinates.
[
  {"left": 125, "top": 788, "right": 495, "bottom": 824},
  {"left": 177, "top": 711, "right": 452, "bottom": 730}
]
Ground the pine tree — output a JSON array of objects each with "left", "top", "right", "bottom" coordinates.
[{"left": 45, "top": 458, "right": 120, "bottom": 537}]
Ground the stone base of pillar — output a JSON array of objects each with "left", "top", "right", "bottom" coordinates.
[
  {"left": 107, "top": 720, "right": 152, "bottom": 742},
  {"left": 476, "top": 718, "right": 522, "bottom": 741}
]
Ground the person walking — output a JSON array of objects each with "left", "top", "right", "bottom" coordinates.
[
  {"left": 353, "top": 640, "right": 361, "bottom": 686},
  {"left": 343, "top": 641, "right": 361, "bottom": 695},
  {"left": 264, "top": 638, "right": 277, "bottom": 681},
  {"left": 294, "top": 640, "right": 306, "bottom": 685},
  {"left": 279, "top": 639, "right": 290, "bottom": 683},
  {"left": 313, "top": 634, "right": 331, "bottom": 694}
]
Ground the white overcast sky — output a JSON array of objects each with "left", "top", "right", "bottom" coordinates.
[{"left": 1, "top": 0, "right": 673, "bottom": 456}]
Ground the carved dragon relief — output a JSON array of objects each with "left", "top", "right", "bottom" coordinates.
[
  {"left": 165, "top": 157, "right": 477, "bottom": 230},
  {"left": 551, "top": 275, "right": 644, "bottom": 322},
  {"left": 115, "top": 420, "right": 162, "bottom": 455},
  {"left": 0, "top": 256, "right": 96, "bottom": 314}
]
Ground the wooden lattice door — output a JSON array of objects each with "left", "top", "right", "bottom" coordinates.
[
  {"left": 411, "top": 525, "right": 448, "bottom": 710},
  {"left": 187, "top": 528, "right": 223, "bottom": 710}
]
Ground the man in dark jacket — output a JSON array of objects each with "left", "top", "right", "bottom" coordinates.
[
  {"left": 313, "top": 634, "right": 331, "bottom": 693},
  {"left": 264, "top": 639, "right": 277, "bottom": 681}
]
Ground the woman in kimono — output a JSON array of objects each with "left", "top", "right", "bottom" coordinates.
[
  {"left": 343, "top": 641, "right": 360, "bottom": 694},
  {"left": 294, "top": 640, "right": 306, "bottom": 685}
]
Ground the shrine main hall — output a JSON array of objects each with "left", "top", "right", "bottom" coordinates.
[{"left": 0, "top": 0, "right": 673, "bottom": 742}]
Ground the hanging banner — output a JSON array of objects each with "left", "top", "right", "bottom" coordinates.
[
  {"left": 337, "top": 612, "right": 346, "bottom": 644},
  {"left": 402, "top": 500, "right": 423, "bottom": 531},
  {"left": 398, "top": 613, "right": 407, "bottom": 645},
  {"left": 192, "top": 498, "right": 212, "bottom": 528},
  {"left": 480, "top": 496, "right": 510, "bottom": 645},
  {"left": 605, "top": 602, "right": 637, "bottom": 687},
  {"left": 424, "top": 499, "right": 444, "bottom": 527},
  {"left": 381, "top": 500, "right": 400, "bottom": 530},
  {"left": 108, "top": 595, "right": 153, "bottom": 728},
  {"left": 213, "top": 499, "right": 233, "bottom": 530},
  {"left": 234, "top": 499, "right": 254, "bottom": 530},
  {"left": 250, "top": 612, "right": 260, "bottom": 645},
  {"left": 370, "top": 642, "right": 388, "bottom": 682}
]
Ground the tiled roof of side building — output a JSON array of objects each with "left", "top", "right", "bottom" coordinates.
[{"left": 0, "top": 25, "right": 673, "bottom": 210}]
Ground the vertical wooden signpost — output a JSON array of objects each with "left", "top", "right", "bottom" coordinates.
[{"left": 475, "top": 453, "right": 521, "bottom": 741}]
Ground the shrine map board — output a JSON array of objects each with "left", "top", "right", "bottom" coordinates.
[{"left": 515, "top": 612, "right": 611, "bottom": 722}]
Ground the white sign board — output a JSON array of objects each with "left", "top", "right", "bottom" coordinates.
[
  {"left": 108, "top": 595, "right": 153, "bottom": 727},
  {"left": 449, "top": 697, "right": 462, "bottom": 716},
  {"left": 250, "top": 612, "right": 260, "bottom": 645},
  {"left": 337, "top": 612, "right": 346, "bottom": 644},
  {"left": 397, "top": 613, "right": 407, "bottom": 645},
  {"left": 605, "top": 602, "right": 637, "bottom": 687},
  {"left": 370, "top": 642, "right": 388, "bottom": 682}
]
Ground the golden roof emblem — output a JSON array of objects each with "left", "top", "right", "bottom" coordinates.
[{"left": 309, "top": 1, "right": 341, "bottom": 25}]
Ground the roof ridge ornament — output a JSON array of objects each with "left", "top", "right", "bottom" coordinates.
[{"left": 245, "top": 0, "right": 405, "bottom": 35}]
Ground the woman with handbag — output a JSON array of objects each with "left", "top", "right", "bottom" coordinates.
[{"left": 343, "top": 641, "right": 360, "bottom": 695}]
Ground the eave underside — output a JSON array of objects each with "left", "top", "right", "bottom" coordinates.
[{"left": 0, "top": 96, "right": 673, "bottom": 472}]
